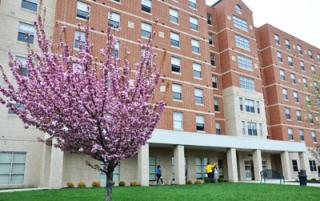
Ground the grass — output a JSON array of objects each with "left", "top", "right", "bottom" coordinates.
[{"left": 1, "top": 183, "right": 320, "bottom": 201}]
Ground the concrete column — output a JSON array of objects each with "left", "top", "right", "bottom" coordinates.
[
  {"left": 280, "top": 151, "right": 292, "bottom": 180},
  {"left": 299, "top": 152, "right": 310, "bottom": 176},
  {"left": 253, "top": 149, "right": 263, "bottom": 181},
  {"left": 48, "top": 138, "right": 64, "bottom": 189},
  {"left": 137, "top": 143, "right": 149, "bottom": 186},
  {"left": 174, "top": 145, "right": 185, "bottom": 185},
  {"left": 227, "top": 148, "right": 238, "bottom": 182}
]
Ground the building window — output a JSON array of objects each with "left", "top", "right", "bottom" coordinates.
[
  {"left": 317, "top": 54, "right": 320, "bottom": 62},
  {"left": 171, "top": 56, "right": 181, "bottom": 73},
  {"left": 245, "top": 99, "right": 255, "bottom": 113},
  {"left": 207, "top": 13, "right": 212, "bottom": 25},
  {"left": 112, "top": 42, "right": 120, "bottom": 58},
  {"left": 210, "top": 53, "right": 215, "bottom": 66},
  {"left": 232, "top": 16, "right": 248, "bottom": 32},
  {"left": 113, "top": 0, "right": 121, "bottom": 2},
  {"left": 282, "top": 88, "right": 288, "bottom": 100},
  {"left": 169, "top": 8, "right": 179, "bottom": 24},
  {"left": 108, "top": 12, "right": 120, "bottom": 28},
  {"left": 279, "top": 69, "right": 286, "bottom": 81},
  {"left": 306, "top": 95, "right": 311, "bottom": 105},
  {"left": 259, "top": 123, "right": 263, "bottom": 136},
  {"left": 16, "top": 56, "right": 28, "bottom": 77},
  {"left": 191, "top": 39, "right": 200, "bottom": 53},
  {"left": 237, "top": 55, "right": 252, "bottom": 70},
  {"left": 235, "top": 35, "right": 250, "bottom": 51},
  {"left": 208, "top": 33, "right": 213, "bottom": 45},
  {"left": 277, "top": 51, "right": 283, "bottom": 62},
  {"left": 215, "top": 121, "right": 221, "bottom": 134},
  {"left": 308, "top": 113, "right": 314, "bottom": 124},
  {"left": 292, "top": 160, "right": 299, "bottom": 172},
  {"left": 0, "top": 152, "right": 26, "bottom": 185},
  {"left": 172, "top": 83, "right": 182, "bottom": 100},
  {"left": 311, "top": 65, "right": 316, "bottom": 73},
  {"left": 74, "top": 31, "right": 85, "bottom": 49},
  {"left": 290, "top": 73, "right": 296, "bottom": 84},
  {"left": 194, "top": 88, "right": 203, "bottom": 104},
  {"left": 296, "top": 110, "right": 302, "bottom": 121},
  {"left": 307, "top": 49, "right": 313, "bottom": 59},
  {"left": 293, "top": 91, "right": 299, "bottom": 103},
  {"left": 235, "top": 4, "right": 241, "bottom": 14},
  {"left": 274, "top": 34, "right": 280, "bottom": 45},
  {"left": 300, "top": 61, "right": 305, "bottom": 71},
  {"left": 21, "top": 0, "right": 37, "bottom": 11},
  {"left": 196, "top": 115, "right": 205, "bottom": 131},
  {"left": 141, "top": 22, "right": 152, "bottom": 38},
  {"left": 17, "top": 22, "right": 35, "bottom": 44},
  {"left": 170, "top": 32, "right": 180, "bottom": 47},
  {"left": 214, "top": 98, "right": 220, "bottom": 112},
  {"left": 188, "top": 0, "right": 197, "bottom": 9},
  {"left": 284, "top": 107, "right": 291, "bottom": 119},
  {"left": 193, "top": 63, "right": 201, "bottom": 79},
  {"left": 149, "top": 157, "right": 156, "bottom": 181},
  {"left": 196, "top": 157, "right": 208, "bottom": 179},
  {"left": 299, "top": 129, "right": 304, "bottom": 141},
  {"left": 302, "top": 78, "right": 308, "bottom": 88},
  {"left": 311, "top": 132, "right": 317, "bottom": 143},
  {"left": 173, "top": 112, "right": 183, "bottom": 130},
  {"left": 297, "top": 45, "right": 302, "bottom": 55},
  {"left": 76, "top": 1, "right": 90, "bottom": 19},
  {"left": 141, "top": 0, "right": 152, "bottom": 13},
  {"left": 242, "top": 121, "right": 246, "bottom": 135},
  {"left": 247, "top": 122, "right": 257, "bottom": 136},
  {"left": 239, "top": 97, "right": 243, "bottom": 111},
  {"left": 256, "top": 101, "right": 260, "bottom": 114},
  {"left": 212, "top": 75, "right": 218, "bottom": 88},
  {"left": 288, "top": 128, "right": 294, "bottom": 140},
  {"left": 309, "top": 160, "right": 317, "bottom": 171},
  {"left": 240, "top": 76, "right": 255, "bottom": 91},
  {"left": 285, "top": 39, "right": 291, "bottom": 49},
  {"left": 287, "top": 56, "right": 293, "bottom": 66},
  {"left": 190, "top": 16, "right": 199, "bottom": 31}
]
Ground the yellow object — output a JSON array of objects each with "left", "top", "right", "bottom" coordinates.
[{"left": 205, "top": 164, "right": 213, "bottom": 173}]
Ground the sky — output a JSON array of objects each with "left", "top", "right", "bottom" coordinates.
[{"left": 206, "top": 0, "right": 320, "bottom": 48}]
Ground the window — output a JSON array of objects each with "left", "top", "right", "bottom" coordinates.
[
  {"left": 17, "top": 22, "right": 35, "bottom": 44},
  {"left": 282, "top": 88, "right": 288, "bottom": 100},
  {"left": 293, "top": 91, "right": 299, "bottom": 103},
  {"left": 149, "top": 157, "right": 156, "bottom": 181},
  {"left": 285, "top": 39, "right": 291, "bottom": 49},
  {"left": 239, "top": 97, "right": 243, "bottom": 111},
  {"left": 308, "top": 113, "right": 314, "bottom": 124},
  {"left": 279, "top": 70, "right": 285, "bottom": 81},
  {"left": 196, "top": 157, "right": 208, "bottom": 179},
  {"left": 141, "top": 22, "right": 152, "bottom": 38},
  {"left": 172, "top": 84, "right": 182, "bottom": 100},
  {"left": 274, "top": 34, "right": 280, "bottom": 45},
  {"left": 210, "top": 53, "right": 215, "bottom": 66},
  {"left": 259, "top": 123, "right": 263, "bottom": 136},
  {"left": 113, "top": 42, "right": 120, "bottom": 58},
  {"left": 247, "top": 122, "right": 257, "bottom": 136},
  {"left": 292, "top": 160, "right": 299, "bottom": 172},
  {"left": 307, "top": 49, "right": 313, "bottom": 59},
  {"left": 190, "top": 16, "right": 199, "bottom": 31},
  {"left": 214, "top": 98, "right": 220, "bottom": 112},
  {"left": 188, "top": 0, "right": 197, "bottom": 9},
  {"left": 256, "top": 101, "right": 260, "bottom": 114},
  {"left": 300, "top": 61, "right": 305, "bottom": 71},
  {"left": 0, "top": 152, "right": 26, "bottom": 184},
  {"left": 288, "top": 128, "right": 293, "bottom": 140},
  {"left": 169, "top": 8, "right": 179, "bottom": 24},
  {"left": 245, "top": 99, "right": 255, "bottom": 113},
  {"left": 242, "top": 121, "right": 246, "bottom": 135},
  {"left": 299, "top": 129, "right": 304, "bottom": 141},
  {"left": 311, "top": 65, "right": 316, "bottom": 73},
  {"left": 113, "top": 0, "right": 120, "bottom": 2},
  {"left": 141, "top": 0, "right": 152, "bottom": 13},
  {"left": 171, "top": 56, "right": 181, "bottom": 73},
  {"left": 317, "top": 54, "right": 320, "bottom": 62},
  {"left": 196, "top": 115, "right": 204, "bottom": 131},
  {"left": 215, "top": 121, "right": 221, "bottom": 134},
  {"left": 296, "top": 110, "right": 302, "bottom": 121},
  {"left": 74, "top": 31, "right": 85, "bottom": 49},
  {"left": 309, "top": 160, "right": 317, "bottom": 171},
  {"left": 297, "top": 45, "right": 302, "bottom": 55},
  {"left": 237, "top": 55, "right": 252, "bottom": 70},
  {"left": 208, "top": 33, "right": 213, "bottom": 45},
  {"left": 170, "top": 32, "right": 180, "bottom": 47},
  {"left": 287, "top": 56, "right": 293, "bottom": 66},
  {"left": 191, "top": 39, "right": 200, "bottom": 53},
  {"left": 277, "top": 51, "right": 283, "bottom": 62},
  {"left": 311, "top": 132, "right": 317, "bottom": 143},
  {"left": 290, "top": 73, "right": 296, "bottom": 84},
  {"left": 108, "top": 12, "right": 120, "bottom": 28},
  {"left": 207, "top": 13, "right": 212, "bottom": 25},
  {"left": 76, "top": 1, "right": 90, "bottom": 19},
  {"left": 232, "top": 16, "right": 248, "bottom": 32},
  {"left": 21, "top": 0, "right": 37, "bottom": 11},
  {"left": 302, "top": 78, "right": 308, "bottom": 88},
  {"left": 173, "top": 112, "right": 183, "bottom": 130},
  {"left": 212, "top": 75, "right": 218, "bottom": 88},
  {"left": 284, "top": 107, "right": 291, "bottom": 119},
  {"left": 192, "top": 63, "right": 201, "bottom": 79},
  {"left": 235, "top": 35, "right": 250, "bottom": 50},
  {"left": 16, "top": 56, "right": 28, "bottom": 77},
  {"left": 235, "top": 4, "right": 241, "bottom": 14},
  {"left": 306, "top": 95, "right": 311, "bottom": 105},
  {"left": 194, "top": 88, "right": 203, "bottom": 104},
  {"left": 240, "top": 76, "right": 255, "bottom": 91}
]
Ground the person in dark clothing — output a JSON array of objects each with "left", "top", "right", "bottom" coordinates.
[{"left": 156, "top": 165, "right": 163, "bottom": 184}]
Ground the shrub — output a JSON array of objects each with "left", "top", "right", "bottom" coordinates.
[
  {"left": 91, "top": 180, "right": 101, "bottom": 188},
  {"left": 186, "top": 180, "right": 193, "bottom": 185},
  {"left": 195, "top": 179, "right": 204, "bottom": 185},
  {"left": 218, "top": 176, "right": 224, "bottom": 183},
  {"left": 130, "top": 181, "right": 141, "bottom": 186},
  {"left": 119, "top": 181, "right": 126, "bottom": 187},
  {"left": 78, "top": 181, "right": 86, "bottom": 188},
  {"left": 66, "top": 182, "right": 75, "bottom": 188}
]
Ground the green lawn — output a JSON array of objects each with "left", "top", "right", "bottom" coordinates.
[{"left": 1, "top": 183, "right": 320, "bottom": 201}]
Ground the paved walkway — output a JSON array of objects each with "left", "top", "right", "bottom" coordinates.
[
  {"left": 242, "top": 180, "right": 320, "bottom": 187},
  {"left": 0, "top": 187, "right": 48, "bottom": 193}
]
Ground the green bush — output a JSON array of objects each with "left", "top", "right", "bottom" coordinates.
[
  {"left": 119, "top": 181, "right": 126, "bottom": 187},
  {"left": 78, "top": 181, "right": 86, "bottom": 188},
  {"left": 186, "top": 180, "right": 193, "bottom": 185},
  {"left": 66, "top": 182, "right": 75, "bottom": 188},
  {"left": 130, "top": 181, "right": 141, "bottom": 186},
  {"left": 91, "top": 180, "right": 101, "bottom": 188},
  {"left": 195, "top": 180, "right": 204, "bottom": 185}
]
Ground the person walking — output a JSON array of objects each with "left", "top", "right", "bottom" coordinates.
[
  {"left": 205, "top": 162, "right": 213, "bottom": 182},
  {"left": 214, "top": 166, "right": 219, "bottom": 183},
  {"left": 156, "top": 165, "right": 163, "bottom": 184}
]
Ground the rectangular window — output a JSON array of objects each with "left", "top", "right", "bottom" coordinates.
[
  {"left": 172, "top": 83, "right": 182, "bottom": 100},
  {"left": 74, "top": 31, "right": 85, "bottom": 49},
  {"left": 256, "top": 101, "right": 260, "bottom": 114},
  {"left": 296, "top": 110, "right": 302, "bottom": 121},
  {"left": 191, "top": 39, "right": 200, "bottom": 53},
  {"left": 194, "top": 88, "right": 203, "bottom": 104},
  {"left": 317, "top": 54, "right": 320, "bottom": 62},
  {"left": 242, "top": 121, "right": 246, "bottom": 135},
  {"left": 169, "top": 8, "right": 179, "bottom": 24},
  {"left": 21, "top": 0, "right": 37, "bottom": 11},
  {"left": 299, "top": 129, "right": 304, "bottom": 141},
  {"left": 190, "top": 16, "right": 199, "bottom": 31},
  {"left": 293, "top": 91, "right": 299, "bottom": 103},
  {"left": 108, "top": 12, "right": 120, "bottom": 28},
  {"left": 284, "top": 107, "right": 291, "bottom": 119},
  {"left": 196, "top": 157, "right": 208, "bottom": 179},
  {"left": 16, "top": 56, "right": 28, "bottom": 77},
  {"left": 247, "top": 122, "right": 257, "bottom": 136},
  {"left": 239, "top": 97, "right": 243, "bottom": 111},
  {"left": 302, "top": 78, "right": 308, "bottom": 88},
  {"left": 17, "top": 22, "right": 35, "bottom": 44},
  {"left": 170, "top": 32, "right": 180, "bottom": 47},
  {"left": 235, "top": 35, "right": 250, "bottom": 50},
  {"left": 308, "top": 113, "right": 314, "bottom": 124},
  {"left": 196, "top": 115, "right": 204, "bottom": 131},
  {"left": 290, "top": 73, "right": 296, "bottom": 84},
  {"left": 113, "top": 42, "right": 120, "bottom": 58},
  {"left": 212, "top": 75, "right": 217, "bottom": 88},
  {"left": 210, "top": 53, "right": 215, "bottom": 66},
  {"left": 274, "top": 34, "right": 280, "bottom": 45},
  {"left": 149, "top": 157, "right": 156, "bottom": 181},
  {"left": 208, "top": 33, "right": 213, "bottom": 45},
  {"left": 245, "top": 99, "right": 255, "bottom": 113},
  {"left": 171, "top": 56, "right": 181, "bottom": 73},
  {"left": 285, "top": 39, "right": 291, "bottom": 49},
  {"left": 287, "top": 56, "right": 293, "bottom": 66},
  {"left": 311, "top": 132, "right": 317, "bottom": 143},
  {"left": 277, "top": 51, "right": 283, "bottom": 62},
  {"left": 141, "top": 22, "right": 152, "bottom": 38},
  {"left": 307, "top": 50, "right": 313, "bottom": 59},
  {"left": 215, "top": 121, "right": 221, "bottom": 134},
  {"left": 297, "top": 45, "right": 302, "bottom": 55},
  {"left": 279, "top": 69, "right": 285, "bottom": 81},
  {"left": 309, "top": 160, "right": 317, "bottom": 171},
  {"left": 237, "top": 55, "right": 253, "bottom": 70},
  {"left": 232, "top": 16, "right": 248, "bottom": 31},
  {"left": 282, "top": 88, "right": 288, "bottom": 100},
  {"left": 240, "top": 76, "right": 255, "bottom": 91},
  {"left": 173, "top": 112, "right": 183, "bottom": 130},
  {"left": 311, "top": 65, "right": 316, "bottom": 73},
  {"left": 76, "top": 1, "right": 90, "bottom": 19},
  {"left": 188, "top": 0, "right": 197, "bottom": 9},
  {"left": 214, "top": 98, "right": 220, "bottom": 112},
  {"left": 259, "top": 123, "right": 263, "bottom": 136},
  {"left": 0, "top": 152, "right": 26, "bottom": 185},
  {"left": 288, "top": 128, "right": 293, "bottom": 140},
  {"left": 207, "top": 13, "right": 212, "bottom": 25},
  {"left": 193, "top": 63, "right": 201, "bottom": 79},
  {"left": 141, "top": 0, "right": 152, "bottom": 13},
  {"left": 299, "top": 61, "right": 305, "bottom": 71},
  {"left": 292, "top": 160, "right": 299, "bottom": 172}
]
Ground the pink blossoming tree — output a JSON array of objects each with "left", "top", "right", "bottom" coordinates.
[{"left": 0, "top": 16, "right": 164, "bottom": 201}]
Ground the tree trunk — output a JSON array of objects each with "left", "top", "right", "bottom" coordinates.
[{"left": 105, "top": 171, "right": 114, "bottom": 201}]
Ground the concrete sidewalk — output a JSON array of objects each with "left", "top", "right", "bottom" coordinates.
[
  {"left": 242, "top": 180, "right": 320, "bottom": 187},
  {"left": 0, "top": 187, "right": 48, "bottom": 193}
]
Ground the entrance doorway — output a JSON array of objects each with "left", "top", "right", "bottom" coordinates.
[{"left": 244, "top": 160, "right": 255, "bottom": 180}]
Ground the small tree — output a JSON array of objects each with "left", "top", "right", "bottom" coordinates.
[{"left": 0, "top": 16, "right": 164, "bottom": 201}]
